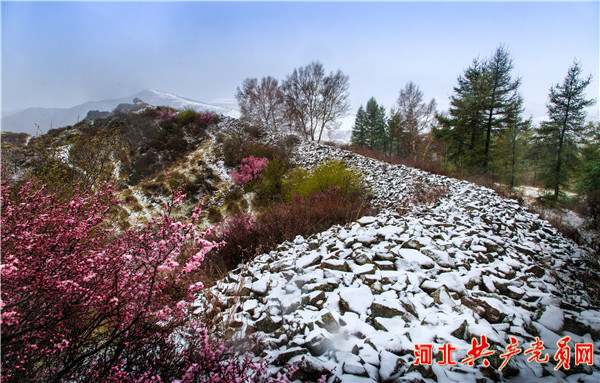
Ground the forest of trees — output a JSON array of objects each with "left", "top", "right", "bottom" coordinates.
[
  {"left": 347, "top": 47, "right": 598, "bottom": 220},
  {"left": 235, "top": 49, "right": 597, "bottom": 221}
]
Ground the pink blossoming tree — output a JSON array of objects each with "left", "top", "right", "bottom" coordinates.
[
  {"left": 229, "top": 156, "right": 269, "bottom": 186},
  {"left": 0, "top": 179, "right": 290, "bottom": 382}
]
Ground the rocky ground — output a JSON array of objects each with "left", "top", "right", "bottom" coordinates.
[{"left": 196, "top": 140, "right": 600, "bottom": 382}]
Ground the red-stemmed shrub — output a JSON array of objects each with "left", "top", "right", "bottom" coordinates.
[
  {"left": 204, "top": 212, "right": 261, "bottom": 277},
  {"left": 207, "top": 188, "right": 374, "bottom": 277}
]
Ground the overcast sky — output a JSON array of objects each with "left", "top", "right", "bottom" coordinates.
[{"left": 2, "top": 1, "right": 599, "bottom": 124}]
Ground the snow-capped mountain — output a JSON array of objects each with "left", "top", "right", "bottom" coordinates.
[{"left": 1, "top": 90, "right": 240, "bottom": 135}]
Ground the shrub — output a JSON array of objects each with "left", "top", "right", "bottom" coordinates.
[
  {"left": 1, "top": 180, "right": 206, "bottom": 380},
  {"left": 205, "top": 212, "right": 261, "bottom": 276},
  {"left": 244, "top": 124, "right": 264, "bottom": 138},
  {"left": 222, "top": 135, "right": 246, "bottom": 167},
  {"left": 258, "top": 187, "right": 371, "bottom": 245},
  {"left": 160, "top": 108, "right": 179, "bottom": 123},
  {"left": 253, "top": 156, "right": 289, "bottom": 207},
  {"left": 246, "top": 143, "right": 281, "bottom": 161},
  {"left": 206, "top": 206, "right": 223, "bottom": 225},
  {"left": 128, "top": 148, "right": 161, "bottom": 185},
  {"left": 230, "top": 156, "right": 269, "bottom": 186},
  {"left": 177, "top": 108, "right": 201, "bottom": 125},
  {"left": 284, "top": 134, "right": 301, "bottom": 149},
  {"left": 285, "top": 159, "right": 366, "bottom": 201},
  {"left": 207, "top": 188, "right": 375, "bottom": 280}
]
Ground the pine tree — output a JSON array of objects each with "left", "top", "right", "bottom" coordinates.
[
  {"left": 537, "top": 61, "right": 595, "bottom": 198},
  {"left": 493, "top": 117, "right": 531, "bottom": 189},
  {"left": 433, "top": 46, "right": 523, "bottom": 176},
  {"left": 351, "top": 98, "right": 387, "bottom": 152},
  {"left": 387, "top": 108, "right": 405, "bottom": 156},
  {"left": 433, "top": 58, "right": 488, "bottom": 172},
  {"left": 481, "top": 46, "right": 524, "bottom": 174},
  {"left": 364, "top": 97, "right": 388, "bottom": 152},
  {"left": 577, "top": 122, "right": 600, "bottom": 224},
  {"left": 351, "top": 106, "right": 368, "bottom": 148}
]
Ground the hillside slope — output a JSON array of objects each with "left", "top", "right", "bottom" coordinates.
[
  {"left": 1, "top": 90, "right": 239, "bottom": 135},
  {"left": 201, "top": 141, "right": 600, "bottom": 382}
]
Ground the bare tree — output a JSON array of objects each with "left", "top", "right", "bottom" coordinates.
[
  {"left": 394, "top": 81, "right": 436, "bottom": 161},
  {"left": 281, "top": 61, "right": 350, "bottom": 142},
  {"left": 235, "top": 76, "right": 285, "bottom": 132}
]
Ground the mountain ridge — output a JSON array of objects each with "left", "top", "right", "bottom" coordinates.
[{"left": 1, "top": 89, "right": 240, "bottom": 135}]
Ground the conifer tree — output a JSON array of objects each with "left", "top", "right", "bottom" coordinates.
[
  {"left": 481, "top": 46, "right": 524, "bottom": 174},
  {"left": 364, "top": 97, "right": 388, "bottom": 152},
  {"left": 434, "top": 46, "right": 523, "bottom": 176},
  {"left": 387, "top": 108, "right": 405, "bottom": 156},
  {"left": 351, "top": 106, "right": 368, "bottom": 148},
  {"left": 433, "top": 58, "right": 488, "bottom": 171},
  {"left": 537, "top": 61, "right": 595, "bottom": 198}
]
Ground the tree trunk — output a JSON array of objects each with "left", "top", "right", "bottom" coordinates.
[
  {"left": 509, "top": 132, "right": 516, "bottom": 189},
  {"left": 554, "top": 98, "right": 571, "bottom": 199}
]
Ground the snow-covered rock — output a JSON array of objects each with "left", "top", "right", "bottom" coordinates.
[{"left": 197, "top": 140, "right": 600, "bottom": 382}]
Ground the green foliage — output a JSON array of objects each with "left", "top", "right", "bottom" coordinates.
[
  {"left": 577, "top": 126, "right": 600, "bottom": 224},
  {"left": 351, "top": 106, "right": 368, "bottom": 148},
  {"left": 285, "top": 159, "right": 366, "bottom": 201},
  {"left": 253, "top": 156, "right": 289, "bottom": 206},
  {"left": 433, "top": 59, "right": 489, "bottom": 173},
  {"left": 434, "top": 46, "right": 524, "bottom": 176},
  {"left": 490, "top": 119, "right": 532, "bottom": 189},
  {"left": 535, "top": 61, "right": 595, "bottom": 199},
  {"left": 351, "top": 98, "right": 388, "bottom": 152},
  {"left": 177, "top": 108, "right": 201, "bottom": 125}
]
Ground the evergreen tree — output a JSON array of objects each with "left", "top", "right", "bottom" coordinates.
[
  {"left": 387, "top": 108, "right": 405, "bottom": 156},
  {"left": 481, "top": 46, "right": 524, "bottom": 174},
  {"left": 493, "top": 117, "right": 531, "bottom": 189},
  {"left": 537, "top": 61, "right": 595, "bottom": 198},
  {"left": 433, "top": 58, "right": 488, "bottom": 172},
  {"left": 351, "top": 106, "right": 368, "bottom": 148},
  {"left": 351, "top": 98, "right": 387, "bottom": 152},
  {"left": 433, "top": 46, "right": 523, "bottom": 176},
  {"left": 577, "top": 122, "right": 600, "bottom": 225},
  {"left": 364, "top": 97, "right": 388, "bottom": 152}
]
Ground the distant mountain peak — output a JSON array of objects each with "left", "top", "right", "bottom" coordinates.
[{"left": 1, "top": 90, "right": 240, "bottom": 135}]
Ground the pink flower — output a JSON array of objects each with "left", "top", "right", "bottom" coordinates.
[{"left": 229, "top": 156, "right": 269, "bottom": 186}]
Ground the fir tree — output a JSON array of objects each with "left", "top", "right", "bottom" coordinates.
[
  {"left": 434, "top": 46, "right": 523, "bottom": 176},
  {"left": 364, "top": 97, "right": 388, "bottom": 152},
  {"left": 433, "top": 58, "right": 488, "bottom": 172},
  {"left": 481, "top": 46, "right": 524, "bottom": 174},
  {"left": 351, "top": 106, "right": 368, "bottom": 148},
  {"left": 537, "top": 61, "right": 595, "bottom": 198}
]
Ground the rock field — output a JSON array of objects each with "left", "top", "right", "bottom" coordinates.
[{"left": 197, "top": 140, "right": 600, "bottom": 382}]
